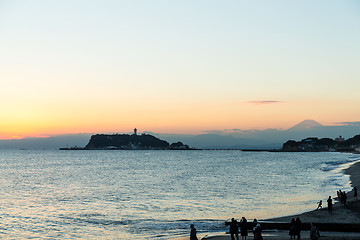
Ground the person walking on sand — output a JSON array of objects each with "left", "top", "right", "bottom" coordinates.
[
  {"left": 230, "top": 218, "right": 239, "bottom": 240},
  {"left": 190, "top": 224, "right": 198, "bottom": 240},
  {"left": 295, "top": 217, "right": 301, "bottom": 240},
  {"left": 310, "top": 222, "right": 320, "bottom": 240},
  {"left": 239, "top": 217, "right": 248, "bottom": 240},
  {"left": 354, "top": 187, "right": 358, "bottom": 200},
  {"left": 327, "top": 196, "right": 333, "bottom": 213}
]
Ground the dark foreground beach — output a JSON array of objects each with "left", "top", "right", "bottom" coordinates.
[{"left": 173, "top": 160, "right": 360, "bottom": 240}]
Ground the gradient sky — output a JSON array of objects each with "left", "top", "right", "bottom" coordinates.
[{"left": 1, "top": 1, "right": 360, "bottom": 139}]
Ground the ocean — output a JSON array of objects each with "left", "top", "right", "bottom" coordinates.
[{"left": 0, "top": 150, "right": 357, "bottom": 239}]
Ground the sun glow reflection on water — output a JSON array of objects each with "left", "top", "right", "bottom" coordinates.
[{"left": 0, "top": 150, "right": 356, "bottom": 239}]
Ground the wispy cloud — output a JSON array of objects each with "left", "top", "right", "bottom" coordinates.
[
  {"left": 247, "top": 101, "right": 281, "bottom": 105},
  {"left": 336, "top": 121, "right": 360, "bottom": 126},
  {"left": 203, "top": 129, "right": 247, "bottom": 134},
  {"left": 202, "top": 130, "right": 228, "bottom": 134},
  {"left": 229, "top": 128, "right": 243, "bottom": 132}
]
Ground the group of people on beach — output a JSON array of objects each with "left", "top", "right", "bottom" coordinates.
[
  {"left": 190, "top": 186, "right": 359, "bottom": 240},
  {"left": 318, "top": 187, "right": 359, "bottom": 214},
  {"left": 190, "top": 217, "right": 261, "bottom": 240},
  {"left": 190, "top": 217, "right": 322, "bottom": 240},
  {"left": 229, "top": 217, "right": 263, "bottom": 240},
  {"left": 289, "top": 217, "right": 320, "bottom": 240},
  {"left": 337, "top": 190, "right": 348, "bottom": 205},
  {"left": 336, "top": 187, "right": 358, "bottom": 204},
  {"left": 289, "top": 217, "right": 301, "bottom": 239}
]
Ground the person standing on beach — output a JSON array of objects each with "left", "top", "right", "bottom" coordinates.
[
  {"left": 252, "top": 219, "right": 257, "bottom": 237},
  {"left": 239, "top": 217, "right": 248, "bottom": 240},
  {"left": 190, "top": 224, "right": 198, "bottom": 240},
  {"left": 343, "top": 191, "right": 347, "bottom": 205},
  {"left": 230, "top": 218, "right": 239, "bottom": 240},
  {"left": 253, "top": 223, "right": 263, "bottom": 240},
  {"left": 354, "top": 187, "right": 358, "bottom": 200},
  {"left": 310, "top": 222, "right": 320, "bottom": 240},
  {"left": 327, "top": 196, "right": 333, "bottom": 213},
  {"left": 339, "top": 190, "right": 343, "bottom": 203},
  {"left": 295, "top": 217, "right": 301, "bottom": 240},
  {"left": 289, "top": 218, "right": 296, "bottom": 239}
]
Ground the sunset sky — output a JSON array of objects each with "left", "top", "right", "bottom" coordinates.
[{"left": 1, "top": 1, "right": 360, "bottom": 139}]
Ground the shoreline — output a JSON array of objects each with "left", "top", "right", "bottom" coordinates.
[
  {"left": 265, "top": 159, "right": 360, "bottom": 224},
  {"left": 173, "top": 158, "right": 360, "bottom": 240}
]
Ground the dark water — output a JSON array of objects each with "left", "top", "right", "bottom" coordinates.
[{"left": 0, "top": 150, "right": 356, "bottom": 239}]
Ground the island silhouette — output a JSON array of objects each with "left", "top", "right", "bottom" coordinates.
[{"left": 60, "top": 129, "right": 192, "bottom": 150}]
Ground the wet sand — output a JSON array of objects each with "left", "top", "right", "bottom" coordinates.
[{"left": 173, "top": 159, "right": 360, "bottom": 240}]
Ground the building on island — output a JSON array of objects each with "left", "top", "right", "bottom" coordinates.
[
  {"left": 134, "top": 128, "right": 137, "bottom": 135},
  {"left": 335, "top": 136, "right": 345, "bottom": 142}
]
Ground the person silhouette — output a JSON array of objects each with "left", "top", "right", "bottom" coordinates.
[
  {"left": 289, "top": 218, "right": 296, "bottom": 239},
  {"left": 253, "top": 222, "right": 263, "bottom": 240},
  {"left": 252, "top": 219, "right": 257, "bottom": 236},
  {"left": 310, "top": 222, "right": 320, "bottom": 240},
  {"left": 316, "top": 200, "right": 322, "bottom": 210},
  {"left": 339, "top": 190, "right": 343, "bottom": 203},
  {"left": 327, "top": 196, "right": 333, "bottom": 213},
  {"left": 190, "top": 224, "right": 198, "bottom": 240},
  {"left": 230, "top": 218, "right": 239, "bottom": 240},
  {"left": 354, "top": 187, "right": 358, "bottom": 200},
  {"left": 295, "top": 217, "right": 301, "bottom": 240},
  {"left": 239, "top": 217, "right": 248, "bottom": 240}
]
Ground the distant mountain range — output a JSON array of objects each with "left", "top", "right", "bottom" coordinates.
[
  {"left": 153, "top": 120, "right": 360, "bottom": 149},
  {"left": 1, "top": 120, "right": 359, "bottom": 149},
  {"left": 0, "top": 134, "right": 92, "bottom": 150}
]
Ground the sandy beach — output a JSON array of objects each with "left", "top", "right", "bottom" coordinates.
[{"left": 174, "top": 159, "right": 360, "bottom": 240}]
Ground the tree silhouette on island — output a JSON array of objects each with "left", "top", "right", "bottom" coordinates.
[{"left": 282, "top": 134, "right": 360, "bottom": 152}]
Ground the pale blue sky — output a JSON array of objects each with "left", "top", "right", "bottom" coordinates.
[{"left": 1, "top": 1, "right": 360, "bottom": 137}]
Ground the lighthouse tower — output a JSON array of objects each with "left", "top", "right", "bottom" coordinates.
[{"left": 134, "top": 128, "right": 137, "bottom": 135}]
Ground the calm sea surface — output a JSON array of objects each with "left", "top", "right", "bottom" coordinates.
[{"left": 0, "top": 150, "right": 357, "bottom": 239}]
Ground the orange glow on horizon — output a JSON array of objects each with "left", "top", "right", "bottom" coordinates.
[
  {"left": 10, "top": 136, "right": 24, "bottom": 140},
  {"left": 1, "top": 98, "right": 359, "bottom": 140}
]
